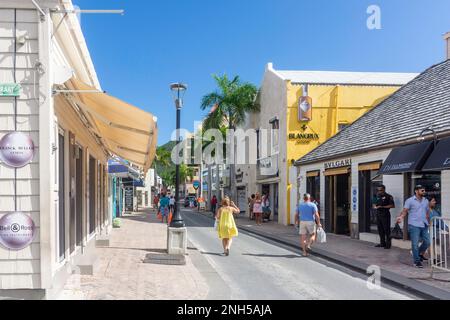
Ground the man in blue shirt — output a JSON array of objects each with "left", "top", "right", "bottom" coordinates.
[
  {"left": 295, "top": 194, "right": 322, "bottom": 257},
  {"left": 396, "top": 185, "right": 431, "bottom": 268}
]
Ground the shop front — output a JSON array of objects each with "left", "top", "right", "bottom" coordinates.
[
  {"left": 0, "top": 2, "right": 157, "bottom": 299},
  {"left": 296, "top": 57, "right": 450, "bottom": 244}
]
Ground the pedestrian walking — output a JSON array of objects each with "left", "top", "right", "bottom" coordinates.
[
  {"left": 396, "top": 185, "right": 431, "bottom": 268},
  {"left": 253, "top": 193, "right": 263, "bottom": 226},
  {"left": 262, "top": 193, "right": 271, "bottom": 222},
  {"left": 153, "top": 194, "right": 160, "bottom": 211},
  {"left": 295, "top": 193, "right": 322, "bottom": 257},
  {"left": 159, "top": 193, "right": 170, "bottom": 224},
  {"left": 169, "top": 196, "right": 175, "bottom": 214},
  {"left": 248, "top": 194, "right": 256, "bottom": 220},
  {"left": 216, "top": 196, "right": 239, "bottom": 256},
  {"left": 372, "top": 185, "right": 395, "bottom": 249},
  {"left": 211, "top": 195, "right": 218, "bottom": 217}
]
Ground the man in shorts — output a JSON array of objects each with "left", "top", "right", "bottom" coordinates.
[{"left": 295, "top": 193, "right": 322, "bottom": 256}]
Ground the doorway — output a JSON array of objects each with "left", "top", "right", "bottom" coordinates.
[
  {"left": 325, "top": 173, "right": 351, "bottom": 235},
  {"left": 358, "top": 170, "right": 383, "bottom": 234},
  {"left": 89, "top": 156, "right": 96, "bottom": 235},
  {"left": 75, "top": 146, "right": 83, "bottom": 247}
]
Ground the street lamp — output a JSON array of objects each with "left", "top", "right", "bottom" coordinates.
[
  {"left": 170, "top": 83, "right": 187, "bottom": 228},
  {"left": 418, "top": 126, "right": 438, "bottom": 148}
]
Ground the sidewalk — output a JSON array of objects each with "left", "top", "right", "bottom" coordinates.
[
  {"left": 199, "top": 209, "right": 450, "bottom": 299},
  {"left": 59, "top": 209, "right": 208, "bottom": 300}
]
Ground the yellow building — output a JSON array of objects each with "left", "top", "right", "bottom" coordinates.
[{"left": 236, "top": 63, "right": 418, "bottom": 225}]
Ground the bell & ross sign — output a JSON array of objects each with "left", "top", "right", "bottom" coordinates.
[
  {"left": 0, "top": 212, "right": 36, "bottom": 250},
  {"left": 324, "top": 158, "right": 352, "bottom": 170}
]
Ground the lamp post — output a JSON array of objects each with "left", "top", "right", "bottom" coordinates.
[{"left": 170, "top": 83, "right": 187, "bottom": 228}]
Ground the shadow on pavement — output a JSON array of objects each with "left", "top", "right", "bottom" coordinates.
[
  {"left": 200, "top": 251, "right": 225, "bottom": 257},
  {"left": 242, "top": 253, "right": 303, "bottom": 259}
]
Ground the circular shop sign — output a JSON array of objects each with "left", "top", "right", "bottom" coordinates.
[
  {"left": 0, "top": 132, "right": 35, "bottom": 168},
  {"left": 0, "top": 212, "right": 36, "bottom": 250}
]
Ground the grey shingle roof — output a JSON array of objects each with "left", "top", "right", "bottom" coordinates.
[{"left": 295, "top": 59, "right": 450, "bottom": 165}]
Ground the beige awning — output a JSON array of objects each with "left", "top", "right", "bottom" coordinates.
[
  {"left": 324, "top": 167, "right": 351, "bottom": 176},
  {"left": 65, "top": 78, "right": 158, "bottom": 173},
  {"left": 358, "top": 161, "right": 382, "bottom": 171},
  {"left": 306, "top": 170, "right": 320, "bottom": 177}
]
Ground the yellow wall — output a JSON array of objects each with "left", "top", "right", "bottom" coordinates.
[{"left": 285, "top": 83, "right": 402, "bottom": 223}]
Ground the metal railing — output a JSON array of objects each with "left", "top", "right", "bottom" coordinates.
[{"left": 429, "top": 216, "right": 450, "bottom": 278}]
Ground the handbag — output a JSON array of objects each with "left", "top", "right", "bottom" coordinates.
[
  {"left": 316, "top": 227, "right": 327, "bottom": 243},
  {"left": 214, "top": 219, "right": 219, "bottom": 231},
  {"left": 390, "top": 223, "right": 404, "bottom": 240}
]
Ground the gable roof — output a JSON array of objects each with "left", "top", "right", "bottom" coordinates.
[
  {"left": 295, "top": 59, "right": 450, "bottom": 165},
  {"left": 275, "top": 70, "right": 418, "bottom": 86}
]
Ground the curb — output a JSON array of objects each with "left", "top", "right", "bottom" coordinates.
[
  {"left": 195, "top": 210, "right": 450, "bottom": 300},
  {"left": 237, "top": 224, "right": 450, "bottom": 300}
]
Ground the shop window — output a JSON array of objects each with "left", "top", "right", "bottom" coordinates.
[
  {"left": 306, "top": 175, "right": 321, "bottom": 206},
  {"left": 270, "top": 118, "right": 279, "bottom": 155},
  {"left": 411, "top": 173, "right": 441, "bottom": 212}
]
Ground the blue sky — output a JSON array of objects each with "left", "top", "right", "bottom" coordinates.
[{"left": 74, "top": 0, "right": 450, "bottom": 145}]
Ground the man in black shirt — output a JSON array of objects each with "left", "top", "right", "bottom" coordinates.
[{"left": 373, "top": 185, "right": 395, "bottom": 249}]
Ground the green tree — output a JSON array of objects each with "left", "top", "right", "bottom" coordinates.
[{"left": 200, "top": 74, "right": 259, "bottom": 201}]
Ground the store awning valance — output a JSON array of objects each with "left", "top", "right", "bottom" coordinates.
[
  {"left": 378, "top": 141, "right": 434, "bottom": 175},
  {"left": 306, "top": 171, "right": 320, "bottom": 177},
  {"left": 65, "top": 78, "right": 157, "bottom": 173},
  {"left": 324, "top": 167, "right": 350, "bottom": 176},
  {"left": 358, "top": 161, "right": 382, "bottom": 171},
  {"left": 422, "top": 137, "right": 450, "bottom": 171}
]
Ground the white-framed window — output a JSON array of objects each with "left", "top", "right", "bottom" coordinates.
[{"left": 270, "top": 118, "right": 280, "bottom": 155}]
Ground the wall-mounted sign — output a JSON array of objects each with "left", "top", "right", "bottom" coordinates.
[
  {"left": 0, "top": 132, "right": 35, "bottom": 168},
  {"left": 298, "top": 96, "right": 312, "bottom": 121},
  {"left": 351, "top": 186, "right": 358, "bottom": 212},
  {"left": 288, "top": 132, "right": 319, "bottom": 145},
  {"left": 124, "top": 187, "right": 134, "bottom": 212},
  {"left": 193, "top": 180, "right": 200, "bottom": 190},
  {"left": 0, "top": 83, "right": 21, "bottom": 97},
  {"left": 0, "top": 212, "right": 36, "bottom": 250},
  {"left": 324, "top": 158, "right": 352, "bottom": 170}
]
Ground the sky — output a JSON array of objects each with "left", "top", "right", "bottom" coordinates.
[{"left": 73, "top": 0, "right": 450, "bottom": 145}]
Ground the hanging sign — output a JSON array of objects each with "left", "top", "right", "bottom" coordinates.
[
  {"left": 298, "top": 96, "right": 312, "bottom": 121},
  {"left": 0, "top": 132, "right": 35, "bottom": 168},
  {"left": 0, "top": 212, "right": 36, "bottom": 250},
  {"left": 0, "top": 83, "right": 21, "bottom": 97}
]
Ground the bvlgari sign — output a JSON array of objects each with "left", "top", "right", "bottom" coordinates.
[
  {"left": 324, "top": 158, "right": 352, "bottom": 169},
  {"left": 0, "top": 132, "right": 35, "bottom": 168},
  {"left": 0, "top": 212, "right": 36, "bottom": 250}
]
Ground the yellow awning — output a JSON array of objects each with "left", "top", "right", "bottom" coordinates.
[{"left": 65, "top": 78, "right": 158, "bottom": 173}]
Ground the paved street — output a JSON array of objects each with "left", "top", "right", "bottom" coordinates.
[
  {"left": 59, "top": 208, "right": 419, "bottom": 300},
  {"left": 183, "top": 209, "right": 418, "bottom": 300}
]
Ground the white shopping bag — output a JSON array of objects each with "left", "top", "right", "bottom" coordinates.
[
  {"left": 316, "top": 227, "right": 327, "bottom": 243},
  {"left": 214, "top": 219, "right": 218, "bottom": 231}
]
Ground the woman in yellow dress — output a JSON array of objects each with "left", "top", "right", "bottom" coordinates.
[{"left": 216, "top": 197, "right": 240, "bottom": 256}]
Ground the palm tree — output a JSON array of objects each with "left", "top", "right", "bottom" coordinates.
[{"left": 200, "top": 74, "right": 259, "bottom": 202}]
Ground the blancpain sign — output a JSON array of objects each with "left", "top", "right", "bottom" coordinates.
[
  {"left": 0, "top": 212, "right": 36, "bottom": 250},
  {"left": 0, "top": 132, "right": 35, "bottom": 168}
]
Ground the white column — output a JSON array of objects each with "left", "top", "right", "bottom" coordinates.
[{"left": 38, "top": 8, "right": 55, "bottom": 289}]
